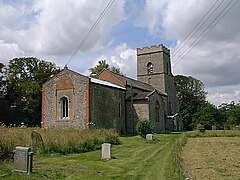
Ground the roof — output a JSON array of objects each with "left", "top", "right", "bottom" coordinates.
[
  {"left": 98, "top": 68, "right": 167, "bottom": 96},
  {"left": 109, "top": 71, "right": 154, "bottom": 92},
  {"left": 90, "top": 78, "right": 126, "bottom": 90}
]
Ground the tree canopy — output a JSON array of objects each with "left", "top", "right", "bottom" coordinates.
[
  {"left": 89, "top": 60, "right": 122, "bottom": 78},
  {"left": 218, "top": 101, "right": 240, "bottom": 128},
  {"left": 174, "top": 75, "right": 207, "bottom": 130},
  {"left": 0, "top": 63, "right": 7, "bottom": 98},
  {"left": 192, "top": 102, "right": 223, "bottom": 129},
  {"left": 6, "top": 57, "right": 60, "bottom": 126}
]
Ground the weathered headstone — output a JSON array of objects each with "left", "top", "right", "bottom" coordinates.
[
  {"left": 13, "top": 147, "right": 33, "bottom": 174},
  {"left": 101, "top": 143, "right": 111, "bottom": 160},
  {"left": 146, "top": 134, "right": 153, "bottom": 141},
  {"left": 31, "top": 130, "right": 43, "bottom": 149}
]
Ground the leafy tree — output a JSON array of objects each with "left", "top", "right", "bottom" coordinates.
[
  {"left": 174, "top": 75, "right": 207, "bottom": 130},
  {"left": 0, "top": 63, "right": 7, "bottom": 98},
  {"left": 0, "top": 63, "right": 10, "bottom": 125},
  {"left": 6, "top": 57, "right": 60, "bottom": 126},
  {"left": 218, "top": 101, "right": 240, "bottom": 128},
  {"left": 192, "top": 102, "right": 223, "bottom": 130},
  {"left": 89, "top": 60, "right": 122, "bottom": 78}
]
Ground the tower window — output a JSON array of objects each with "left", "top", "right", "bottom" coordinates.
[
  {"left": 60, "top": 97, "right": 69, "bottom": 118},
  {"left": 147, "top": 62, "right": 153, "bottom": 74}
]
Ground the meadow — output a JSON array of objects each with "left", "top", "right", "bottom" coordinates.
[
  {"left": 1, "top": 126, "right": 240, "bottom": 180},
  {"left": 0, "top": 126, "right": 120, "bottom": 161},
  {"left": 180, "top": 130, "right": 240, "bottom": 180},
  {"left": 0, "top": 131, "right": 183, "bottom": 180}
]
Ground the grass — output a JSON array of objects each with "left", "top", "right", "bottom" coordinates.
[
  {"left": 0, "top": 134, "right": 183, "bottom": 180},
  {"left": 181, "top": 137, "right": 240, "bottom": 180},
  {"left": 185, "top": 130, "right": 240, "bottom": 138},
  {"left": 180, "top": 130, "right": 240, "bottom": 179},
  {"left": 0, "top": 127, "right": 121, "bottom": 161}
]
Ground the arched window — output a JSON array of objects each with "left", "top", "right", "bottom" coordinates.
[
  {"left": 60, "top": 97, "right": 68, "bottom": 118},
  {"left": 156, "top": 101, "right": 160, "bottom": 122},
  {"left": 147, "top": 62, "right": 153, "bottom": 74}
]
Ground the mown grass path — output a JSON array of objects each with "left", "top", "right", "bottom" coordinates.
[{"left": 0, "top": 134, "right": 182, "bottom": 180}]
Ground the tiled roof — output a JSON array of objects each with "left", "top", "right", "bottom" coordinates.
[{"left": 113, "top": 73, "right": 154, "bottom": 91}]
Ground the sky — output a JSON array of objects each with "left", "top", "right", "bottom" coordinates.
[{"left": 0, "top": 0, "right": 240, "bottom": 106}]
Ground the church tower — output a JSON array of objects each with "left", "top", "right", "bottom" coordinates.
[{"left": 137, "top": 44, "right": 178, "bottom": 116}]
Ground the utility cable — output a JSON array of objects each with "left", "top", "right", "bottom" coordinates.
[
  {"left": 172, "top": 0, "right": 239, "bottom": 67},
  {"left": 171, "top": 0, "right": 224, "bottom": 59},
  {"left": 65, "top": 0, "right": 115, "bottom": 66}
]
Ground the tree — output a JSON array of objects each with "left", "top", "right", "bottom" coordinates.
[
  {"left": 6, "top": 57, "right": 60, "bottom": 126},
  {"left": 174, "top": 75, "right": 207, "bottom": 130},
  {"left": 0, "top": 63, "right": 7, "bottom": 98},
  {"left": 0, "top": 63, "right": 10, "bottom": 125},
  {"left": 192, "top": 102, "right": 223, "bottom": 130},
  {"left": 89, "top": 60, "right": 122, "bottom": 78},
  {"left": 218, "top": 101, "right": 240, "bottom": 128}
]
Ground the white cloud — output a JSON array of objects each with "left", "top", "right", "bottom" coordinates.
[
  {"left": 86, "top": 43, "right": 136, "bottom": 78},
  {"left": 0, "top": 41, "right": 25, "bottom": 64},
  {"left": 139, "top": 0, "right": 240, "bottom": 105},
  {"left": 0, "top": 0, "right": 125, "bottom": 60},
  {"left": 1, "top": 0, "right": 240, "bottom": 106},
  {"left": 207, "top": 85, "right": 240, "bottom": 106}
]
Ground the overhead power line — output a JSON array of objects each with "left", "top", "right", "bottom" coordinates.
[
  {"left": 172, "top": 0, "right": 239, "bottom": 67},
  {"left": 65, "top": 0, "right": 115, "bottom": 66},
  {"left": 171, "top": 0, "right": 224, "bottom": 59}
]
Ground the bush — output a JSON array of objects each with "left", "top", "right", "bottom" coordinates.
[
  {"left": 136, "top": 119, "right": 153, "bottom": 138},
  {"left": 196, "top": 123, "right": 205, "bottom": 133}
]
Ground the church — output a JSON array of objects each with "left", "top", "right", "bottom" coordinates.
[{"left": 41, "top": 44, "right": 180, "bottom": 133}]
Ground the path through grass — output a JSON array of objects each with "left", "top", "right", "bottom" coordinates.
[{"left": 0, "top": 134, "right": 182, "bottom": 180}]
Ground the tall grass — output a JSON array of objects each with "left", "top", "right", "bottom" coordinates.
[
  {"left": 0, "top": 126, "right": 121, "bottom": 161},
  {"left": 173, "top": 133, "right": 190, "bottom": 180}
]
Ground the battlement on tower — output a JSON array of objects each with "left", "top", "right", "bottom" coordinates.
[{"left": 137, "top": 44, "right": 170, "bottom": 55}]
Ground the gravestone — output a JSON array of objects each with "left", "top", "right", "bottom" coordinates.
[
  {"left": 101, "top": 143, "right": 111, "bottom": 160},
  {"left": 31, "top": 130, "right": 43, "bottom": 149},
  {"left": 13, "top": 147, "right": 33, "bottom": 174},
  {"left": 146, "top": 134, "right": 153, "bottom": 141}
]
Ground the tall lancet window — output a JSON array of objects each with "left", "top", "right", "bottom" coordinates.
[
  {"left": 147, "top": 62, "right": 154, "bottom": 74},
  {"left": 60, "top": 97, "right": 68, "bottom": 118}
]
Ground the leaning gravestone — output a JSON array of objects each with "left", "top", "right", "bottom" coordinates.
[
  {"left": 13, "top": 146, "right": 33, "bottom": 174},
  {"left": 101, "top": 143, "right": 111, "bottom": 160},
  {"left": 146, "top": 134, "right": 153, "bottom": 141}
]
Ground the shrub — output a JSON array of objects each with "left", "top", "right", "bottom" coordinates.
[
  {"left": 136, "top": 119, "right": 153, "bottom": 138},
  {"left": 196, "top": 123, "right": 205, "bottom": 133}
]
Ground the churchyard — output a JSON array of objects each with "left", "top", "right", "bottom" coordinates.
[
  {"left": 0, "top": 126, "right": 182, "bottom": 179},
  {"left": 0, "top": 126, "right": 240, "bottom": 180}
]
